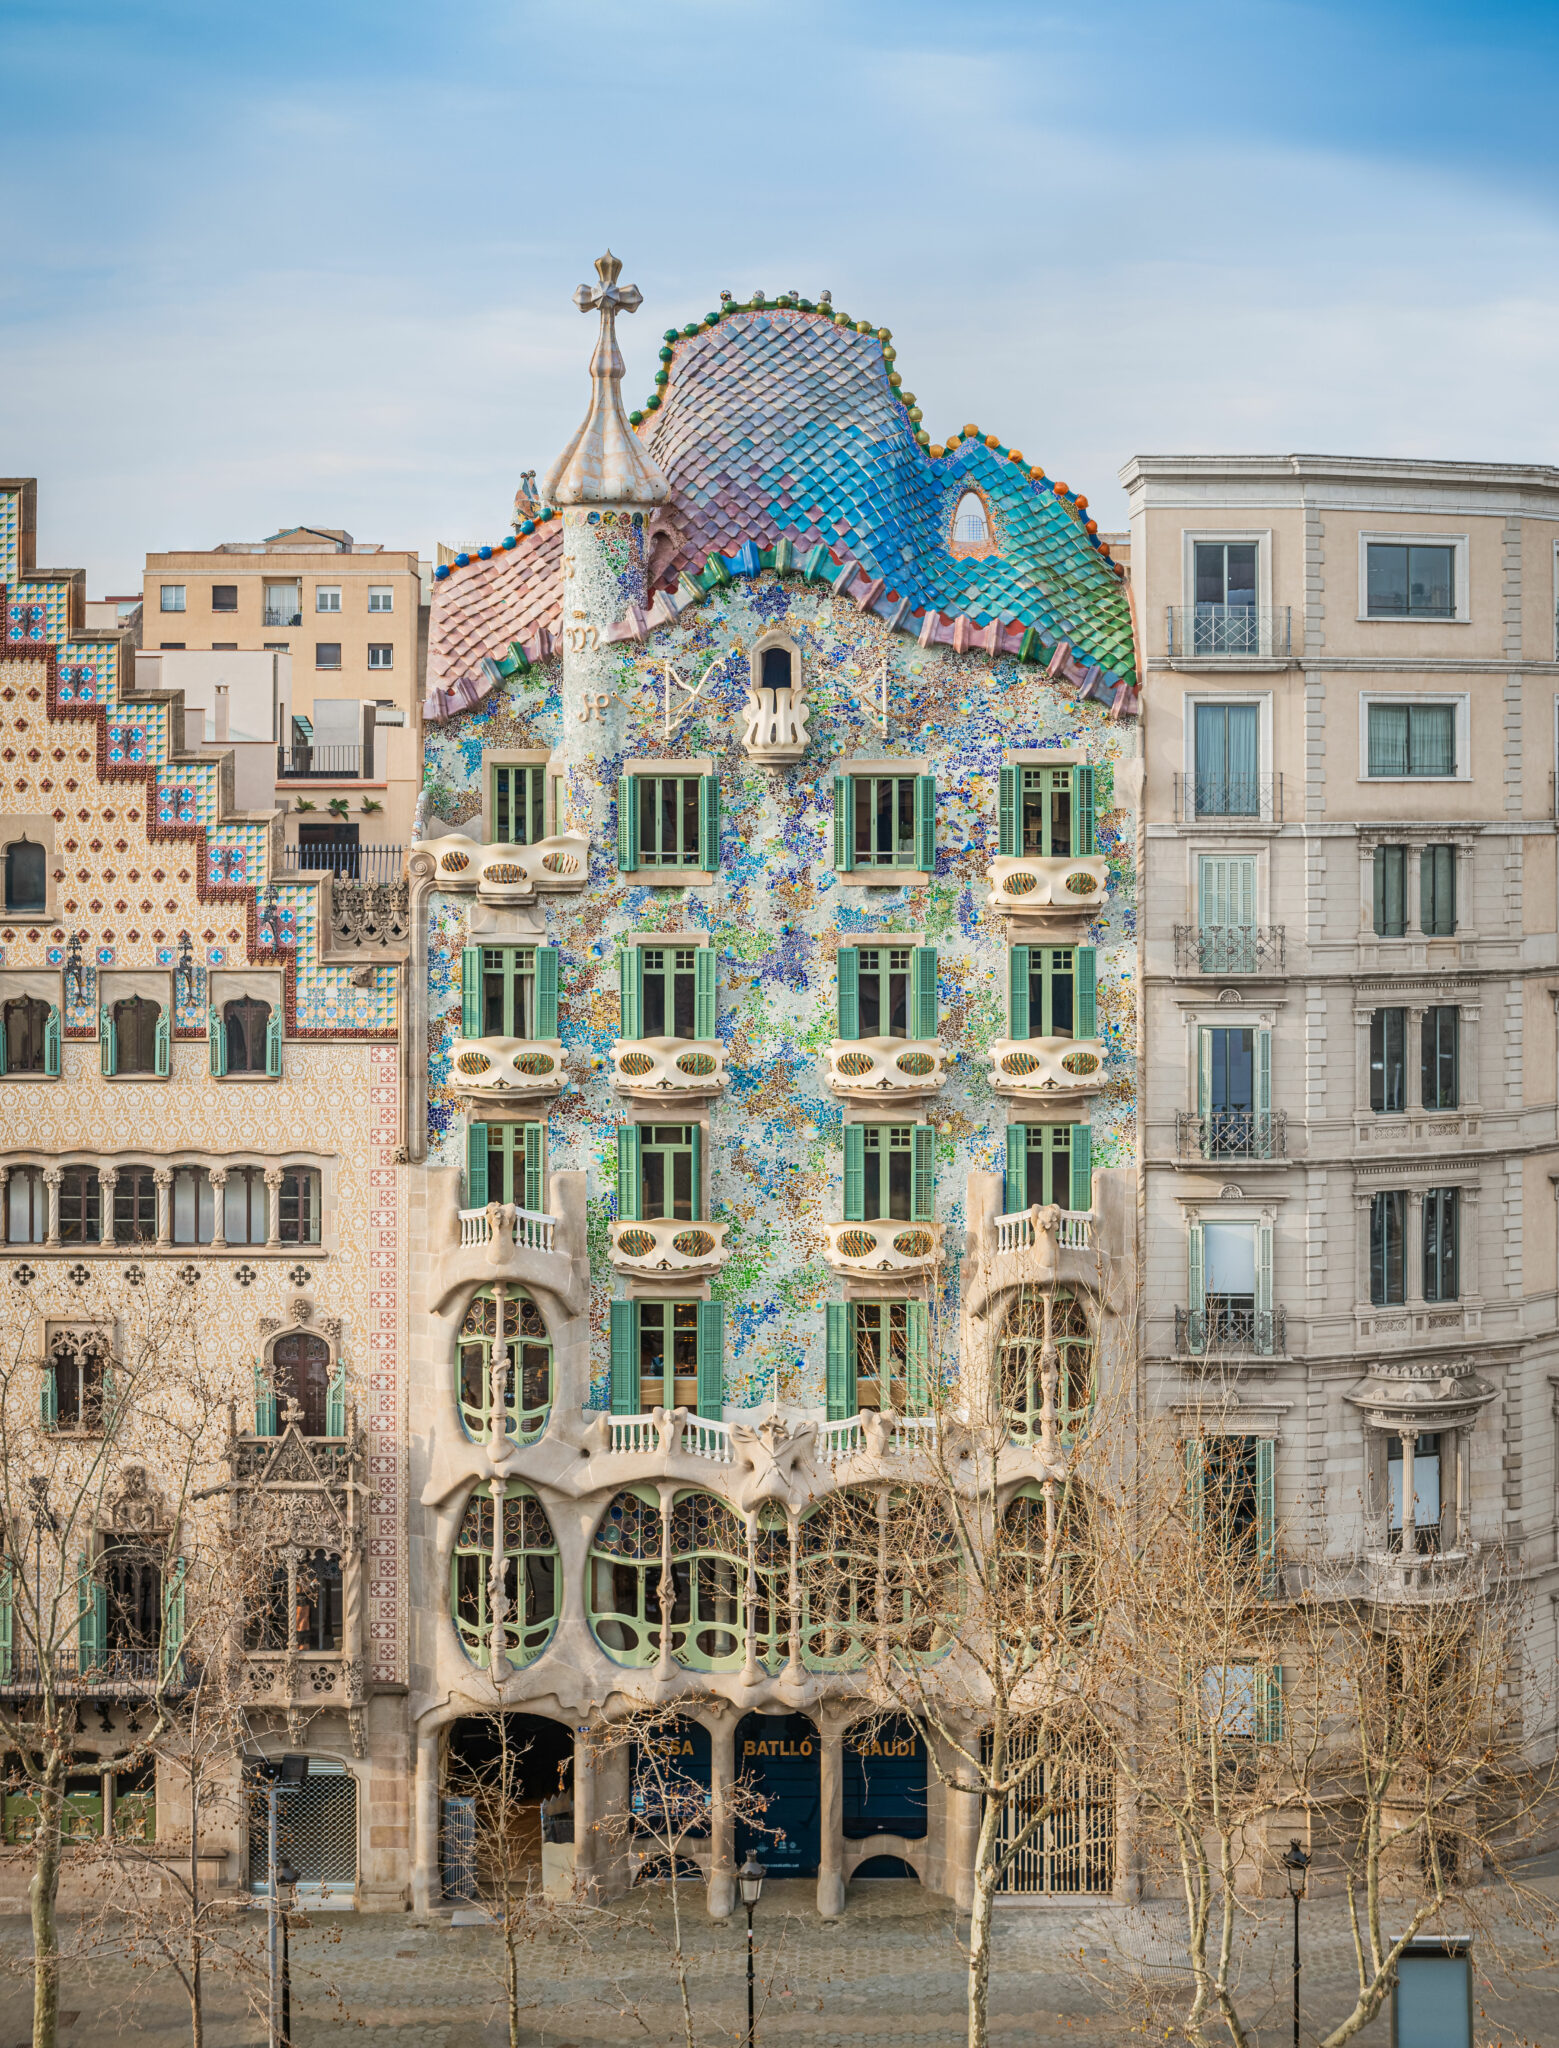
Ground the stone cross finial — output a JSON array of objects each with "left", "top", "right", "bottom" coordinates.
[
  {"left": 572, "top": 248, "right": 642, "bottom": 325},
  {"left": 542, "top": 249, "right": 670, "bottom": 508}
]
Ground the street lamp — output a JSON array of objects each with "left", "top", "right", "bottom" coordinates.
[
  {"left": 738, "top": 1854, "right": 766, "bottom": 2047},
  {"left": 275, "top": 1856, "right": 299, "bottom": 2048},
  {"left": 1283, "top": 1838, "right": 1311, "bottom": 2048}
]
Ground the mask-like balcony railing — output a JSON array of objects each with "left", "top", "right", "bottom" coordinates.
[
  {"left": 824, "top": 1039, "right": 948, "bottom": 1102},
  {"left": 609, "top": 1216, "right": 730, "bottom": 1278},
  {"left": 457, "top": 1204, "right": 559, "bottom": 1254},
  {"left": 821, "top": 1218, "right": 942, "bottom": 1279},
  {"left": 987, "top": 1038, "right": 1105, "bottom": 1098},
  {"left": 987, "top": 855, "right": 1109, "bottom": 919},
  {"left": 606, "top": 1412, "right": 735, "bottom": 1464},
  {"left": 1172, "top": 774, "right": 1284, "bottom": 825},
  {"left": 426, "top": 833, "right": 589, "bottom": 899},
  {"left": 1173, "top": 924, "right": 1287, "bottom": 975},
  {"left": 1175, "top": 1307, "right": 1286, "bottom": 1359},
  {"left": 817, "top": 1413, "right": 936, "bottom": 1467},
  {"left": 1166, "top": 605, "right": 1291, "bottom": 660},
  {"left": 1175, "top": 1110, "right": 1288, "bottom": 1162},
  {"left": 611, "top": 1039, "right": 729, "bottom": 1101},
  {"left": 447, "top": 1036, "right": 565, "bottom": 1102}
]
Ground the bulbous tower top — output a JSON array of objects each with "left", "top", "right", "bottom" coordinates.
[{"left": 542, "top": 251, "right": 671, "bottom": 508}]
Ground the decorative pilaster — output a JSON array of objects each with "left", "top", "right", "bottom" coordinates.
[
  {"left": 151, "top": 1167, "right": 171, "bottom": 1248},
  {"left": 264, "top": 1167, "right": 284, "bottom": 1249},
  {"left": 43, "top": 1167, "right": 61, "bottom": 1247},
  {"left": 98, "top": 1167, "right": 119, "bottom": 1247},
  {"left": 816, "top": 1724, "right": 845, "bottom": 1919},
  {"left": 706, "top": 1714, "right": 737, "bottom": 1920},
  {"left": 208, "top": 1167, "right": 228, "bottom": 1250}
]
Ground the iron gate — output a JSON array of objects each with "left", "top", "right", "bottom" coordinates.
[
  {"left": 990, "top": 1735, "right": 1114, "bottom": 1895},
  {"left": 248, "top": 1772, "right": 358, "bottom": 1902}
]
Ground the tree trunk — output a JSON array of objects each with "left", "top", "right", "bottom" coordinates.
[
  {"left": 506, "top": 1925, "right": 521, "bottom": 2048},
  {"left": 966, "top": 1862, "right": 997, "bottom": 2048},
  {"left": 29, "top": 1766, "right": 63, "bottom": 2048}
]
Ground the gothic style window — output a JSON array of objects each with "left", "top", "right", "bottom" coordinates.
[
  {"left": 2, "top": 995, "right": 58, "bottom": 1076},
  {"left": 110, "top": 997, "right": 165, "bottom": 1076},
  {"left": 456, "top": 1287, "right": 552, "bottom": 1444},
  {"left": 271, "top": 1333, "right": 334, "bottom": 1436},
  {"left": 101, "top": 1533, "right": 162, "bottom": 1653},
  {"left": 451, "top": 1482, "right": 558, "bottom": 1667},
  {"left": 221, "top": 997, "right": 278, "bottom": 1077},
  {"left": 245, "top": 1548, "right": 343, "bottom": 1650},
  {"left": 222, "top": 1167, "right": 270, "bottom": 1245},
  {"left": 45, "top": 1330, "right": 110, "bottom": 1432},
  {"left": 171, "top": 1168, "right": 215, "bottom": 1244},
  {"left": 1000, "top": 1293, "right": 1094, "bottom": 1442}
]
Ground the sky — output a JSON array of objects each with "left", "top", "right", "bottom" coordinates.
[{"left": 3, "top": 0, "right": 1558, "bottom": 592}]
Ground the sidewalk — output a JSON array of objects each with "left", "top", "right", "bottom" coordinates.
[{"left": 0, "top": 1876, "right": 1553, "bottom": 2046}]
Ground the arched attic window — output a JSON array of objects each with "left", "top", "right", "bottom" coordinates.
[{"left": 952, "top": 492, "right": 990, "bottom": 546}]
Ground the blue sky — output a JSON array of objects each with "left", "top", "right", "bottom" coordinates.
[{"left": 3, "top": 0, "right": 1557, "bottom": 590}]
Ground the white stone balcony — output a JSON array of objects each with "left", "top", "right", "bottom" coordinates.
[
  {"left": 986, "top": 1037, "right": 1105, "bottom": 1098},
  {"left": 426, "top": 833, "right": 589, "bottom": 899},
  {"left": 987, "top": 854, "right": 1109, "bottom": 919},
  {"left": 824, "top": 1038, "right": 948, "bottom": 1103},
  {"left": 448, "top": 1036, "right": 565, "bottom": 1101},
  {"left": 611, "top": 1037, "right": 728, "bottom": 1101},
  {"left": 609, "top": 1216, "right": 730, "bottom": 1279},
  {"left": 817, "top": 1412, "right": 936, "bottom": 1467},
  {"left": 606, "top": 1411, "right": 735, "bottom": 1464},
  {"left": 458, "top": 1204, "right": 559, "bottom": 1254},
  {"left": 983, "top": 1207, "right": 1099, "bottom": 1293},
  {"left": 1361, "top": 1543, "right": 1482, "bottom": 1604},
  {"left": 821, "top": 1218, "right": 943, "bottom": 1280}
]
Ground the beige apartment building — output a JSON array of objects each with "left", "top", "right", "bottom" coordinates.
[
  {"left": 1126, "top": 453, "right": 1559, "bottom": 1675},
  {"left": 141, "top": 527, "right": 425, "bottom": 859}
]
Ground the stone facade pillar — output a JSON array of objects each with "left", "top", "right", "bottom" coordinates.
[
  {"left": 572, "top": 1728, "right": 599, "bottom": 1896},
  {"left": 943, "top": 1731, "right": 980, "bottom": 1912},
  {"left": 208, "top": 1167, "right": 228, "bottom": 1249},
  {"left": 264, "top": 1166, "right": 284, "bottom": 1249},
  {"left": 816, "top": 1723, "right": 845, "bottom": 1919},
  {"left": 410, "top": 1723, "right": 440, "bottom": 1919},
  {"left": 707, "top": 1712, "right": 737, "bottom": 1919},
  {"left": 151, "top": 1166, "right": 170, "bottom": 1247},
  {"left": 43, "top": 1167, "right": 61, "bottom": 1246}
]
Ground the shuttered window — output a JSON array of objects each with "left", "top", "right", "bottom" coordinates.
[
  {"left": 1008, "top": 946, "right": 1096, "bottom": 1039},
  {"left": 997, "top": 763, "right": 1096, "bottom": 858},
  {"left": 617, "top": 774, "right": 720, "bottom": 872},
  {"left": 832, "top": 774, "right": 935, "bottom": 872},
  {"left": 620, "top": 944, "right": 716, "bottom": 1041},
  {"left": 461, "top": 945, "right": 559, "bottom": 1040},
  {"left": 837, "top": 946, "right": 937, "bottom": 1040},
  {"left": 609, "top": 1299, "right": 723, "bottom": 1419},
  {"left": 464, "top": 1121, "right": 544, "bottom": 1211},
  {"left": 1003, "top": 1124, "right": 1092, "bottom": 1213},
  {"left": 842, "top": 1123, "right": 934, "bottom": 1222}
]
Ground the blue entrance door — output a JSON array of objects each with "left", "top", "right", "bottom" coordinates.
[
  {"left": 735, "top": 1713, "right": 819, "bottom": 1877},
  {"left": 843, "top": 1717, "right": 927, "bottom": 1839}
]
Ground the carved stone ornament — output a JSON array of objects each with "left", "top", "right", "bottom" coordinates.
[
  {"left": 258, "top": 1315, "right": 283, "bottom": 1334},
  {"left": 315, "top": 1313, "right": 343, "bottom": 1339},
  {"left": 289, "top": 1297, "right": 313, "bottom": 1325},
  {"left": 1218, "top": 1185, "right": 1245, "bottom": 1199},
  {"left": 100, "top": 1464, "right": 172, "bottom": 1537}
]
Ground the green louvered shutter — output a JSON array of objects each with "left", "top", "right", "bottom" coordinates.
[
  {"left": 100, "top": 1362, "right": 117, "bottom": 1431},
  {"left": 911, "top": 948, "right": 938, "bottom": 1041},
  {"left": 255, "top": 1362, "right": 278, "bottom": 1437},
  {"left": 78, "top": 1554, "right": 104, "bottom": 1671},
  {"left": 465, "top": 1121, "right": 489, "bottom": 1210},
  {"left": 1008, "top": 946, "right": 1030, "bottom": 1040},
  {"left": 1197, "top": 1028, "right": 1213, "bottom": 1117},
  {"left": 837, "top": 949, "right": 860, "bottom": 1040},
  {"left": 698, "top": 774, "right": 721, "bottom": 871},
  {"left": 1184, "top": 1440, "right": 1206, "bottom": 1534},
  {"left": 1256, "top": 1664, "right": 1284, "bottom": 1745},
  {"left": 825, "top": 1303, "right": 851, "bottom": 1421},
  {"left": 523, "top": 1123, "right": 543, "bottom": 1212},
  {"left": 914, "top": 775, "right": 936, "bottom": 872},
  {"left": 1188, "top": 1224, "right": 1205, "bottom": 1352},
  {"left": 905, "top": 1300, "right": 929, "bottom": 1414},
  {"left": 1255, "top": 1438, "right": 1276, "bottom": 1582},
  {"left": 689, "top": 1122, "right": 702, "bottom": 1222},
  {"left": 693, "top": 946, "right": 717, "bottom": 1041},
  {"left": 461, "top": 945, "right": 482, "bottom": 1038},
  {"left": 43, "top": 1007, "right": 60, "bottom": 1078},
  {"left": 0, "top": 1567, "right": 12, "bottom": 1682},
  {"left": 609, "top": 1301, "right": 639, "bottom": 1414},
  {"left": 911, "top": 1125, "right": 935, "bottom": 1222},
  {"left": 1256, "top": 1029, "right": 1272, "bottom": 1117},
  {"left": 40, "top": 1364, "right": 57, "bottom": 1430},
  {"left": 832, "top": 776, "right": 853, "bottom": 872},
  {"left": 1256, "top": 1222, "right": 1274, "bottom": 1336},
  {"left": 842, "top": 1125, "right": 865, "bottom": 1222},
  {"left": 154, "top": 1009, "right": 171, "bottom": 1078},
  {"left": 616, "top": 1125, "right": 641, "bottom": 1221},
  {"left": 1075, "top": 948, "right": 1097, "bottom": 1038},
  {"left": 0, "top": 1019, "right": 7, "bottom": 1076},
  {"left": 1005, "top": 1127, "right": 1027, "bottom": 1214},
  {"left": 161, "top": 1556, "right": 187, "bottom": 1680},
  {"left": 619, "top": 947, "right": 642, "bottom": 1041},
  {"left": 695, "top": 1301, "right": 724, "bottom": 1420},
  {"left": 99, "top": 1005, "right": 116, "bottom": 1077},
  {"left": 327, "top": 1360, "right": 346, "bottom": 1436},
  {"left": 265, "top": 1009, "right": 282, "bottom": 1077},
  {"left": 617, "top": 775, "right": 639, "bottom": 871},
  {"left": 1069, "top": 1124, "right": 1093, "bottom": 1213},
  {"left": 534, "top": 946, "right": 559, "bottom": 1039},
  {"left": 998, "top": 765, "right": 1017, "bottom": 857},
  {"left": 1074, "top": 765, "right": 1096, "bottom": 855}
]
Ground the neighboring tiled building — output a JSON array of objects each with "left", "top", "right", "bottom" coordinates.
[
  {"left": 0, "top": 479, "right": 412, "bottom": 1904},
  {"left": 404, "top": 265, "right": 1140, "bottom": 1913},
  {"left": 141, "top": 528, "right": 424, "bottom": 860},
  {"left": 1126, "top": 454, "right": 1559, "bottom": 1657}
]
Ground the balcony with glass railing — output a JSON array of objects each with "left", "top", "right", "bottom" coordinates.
[{"left": 1166, "top": 605, "right": 1291, "bottom": 659}]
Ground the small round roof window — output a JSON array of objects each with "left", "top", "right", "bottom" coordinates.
[{"left": 953, "top": 492, "right": 989, "bottom": 545}]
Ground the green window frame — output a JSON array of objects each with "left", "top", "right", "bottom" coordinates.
[
  {"left": 1373, "top": 845, "right": 1408, "bottom": 936},
  {"left": 77, "top": 1551, "right": 108, "bottom": 1673},
  {"left": 842, "top": 1122, "right": 934, "bottom": 1222},
  {"left": 998, "top": 763, "right": 1096, "bottom": 858},
  {"left": 1199, "top": 1661, "right": 1284, "bottom": 1744},
  {"left": 1421, "top": 843, "right": 1456, "bottom": 935},
  {"left": 832, "top": 772, "right": 935, "bottom": 873},
  {"left": 491, "top": 762, "right": 548, "bottom": 846},
  {"left": 1183, "top": 1434, "right": 1276, "bottom": 1582},
  {"left": 609, "top": 1297, "right": 723, "bottom": 1418},
  {"left": 799, "top": 1489, "right": 877, "bottom": 1671},
  {"left": 620, "top": 942, "right": 717, "bottom": 1041},
  {"left": 1187, "top": 1220, "right": 1274, "bottom": 1350},
  {"left": 1003, "top": 1124, "right": 1092, "bottom": 1213},
  {"left": 0, "top": 997, "right": 61, "bottom": 1077},
  {"left": 617, "top": 772, "right": 720, "bottom": 872},
  {"left": 456, "top": 1286, "right": 553, "bottom": 1444},
  {"left": 1002, "top": 1483, "right": 1095, "bottom": 1641},
  {"left": 617, "top": 1122, "right": 702, "bottom": 1223},
  {"left": 668, "top": 1491, "right": 747, "bottom": 1672},
  {"left": 464, "top": 1120, "right": 544, "bottom": 1211},
  {"left": 825, "top": 1300, "right": 928, "bottom": 1420},
  {"left": 837, "top": 946, "right": 937, "bottom": 1041},
  {"left": 1008, "top": 946, "right": 1096, "bottom": 1040},
  {"left": 460, "top": 944, "right": 558, "bottom": 1040},
  {"left": 588, "top": 1486, "right": 664, "bottom": 1666},
  {"left": 451, "top": 1481, "right": 559, "bottom": 1667},
  {"left": 100, "top": 997, "right": 169, "bottom": 1079},
  {"left": 1000, "top": 1291, "right": 1094, "bottom": 1440}
]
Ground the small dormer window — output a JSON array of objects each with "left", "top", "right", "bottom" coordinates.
[
  {"left": 760, "top": 646, "right": 793, "bottom": 697},
  {"left": 953, "top": 492, "right": 989, "bottom": 545}
]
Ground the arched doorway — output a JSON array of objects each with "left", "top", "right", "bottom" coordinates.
[
  {"left": 735, "top": 1712, "right": 819, "bottom": 1879},
  {"left": 440, "top": 1713, "right": 574, "bottom": 1901},
  {"left": 629, "top": 1717, "right": 712, "bottom": 1880},
  {"left": 271, "top": 1332, "right": 333, "bottom": 1436}
]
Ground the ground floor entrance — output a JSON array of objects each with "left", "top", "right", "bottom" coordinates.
[
  {"left": 735, "top": 1712, "right": 819, "bottom": 1878},
  {"left": 440, "top": 1712, "right": 574, "bottom": 1902},
  {"left": 247, "top": 1765, "right": 358, "bottom": 1904}
]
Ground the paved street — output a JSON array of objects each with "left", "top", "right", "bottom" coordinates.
[{"left": 0, "top": 1875, "right": 1555, "bottom": 2048}]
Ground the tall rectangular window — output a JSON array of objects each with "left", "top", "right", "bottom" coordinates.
[
  {"left": 492, "top": 763, "right": 547, "bottom": 846},
  {"left": 1422, "top": 1188, "right": 1459, "bottom": 1301},
  {"left": 1192, "top": 702, "right": 1261, "bottom": 816},
  {"left": 1421, "top": 1008, "right": 1459, "bottom": 1111},
  {"left": 1420, "top": 844, "right": 1456, "bottom": 935},
  {"left": 853, "top": 775, "right": 918, "bottom": 867},
  {"left": 1370, "top": 1192, "right": 1406, "bottom": 1305},
  {"left": 998, "top": 763, "right": 1096, "bottom": 858},
  {"left": 1366, "top": 703, "right": 1456, "bottom": 777},
  {"left": 1197, "top": 855, "right": 1258, "bottom": 972},
  {"left": 1387, "top": 1432, "right": 1442, "bottom": 1550},
  {"left": 481, "top": 947, "right": 535, "bottom": 1038},
  {"left": 1366, "top": 543, "right": 1455, "bottom": 619},
  {"left": 1373, "top": 846, "right": 1408, "bottom": 936},
  {"left": 1192, "top": 543, "right": 1259, "bottom": 656},
  {"left": 637, "top": 1300, "right": 700, "bottom": 1412},
  {"left": 856, "top": 947, "right": 911, "bottom": 1038},
  {"left": 641, "top": 1125, "right": 697, "bottom": 1221},
  {"left": 618, "top": 772, "right": 719, "bottom": 872},
  {"left": 1370, "top": 1009, "right": 1407, "bottom": 1113},
  {"left": 862, "top": 1124, "right": 915, "bottom": 1221},
  {"left": 642, "top": 947, "right": 698, "bottom": 1039},
  {"left": 113, "top": 1170, "right": 159, "bottom": 1244}
]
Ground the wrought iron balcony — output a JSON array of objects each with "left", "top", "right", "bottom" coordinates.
[
  {"left": 447, "top": 1035, "right": 565, "bottom": 1101},
  {"left": 609, "top": 1216, "right": 730, "bottom": 1278},
  {"left": 1174, "top": 1307, "right": 1286, "bottom": 1359},
  {"left": 279, "top": 840, "right": 406, "bottom": 885},
  {"left": 276, "top": 744, "right": 366, "bottom": 780},
  {"left": 987, "top": 1037, "right": 1104, "bottom": 1098},
  {"left": 1175, "top": 1110, "right": 1288, "bottom": 1162},
  {"left": 1173, "top": 924, "right": 1286, "bottom": 975},
  {"left": 986, "top": 854, "right": 1109, "bottom": 919},
  {"left": 1165, "top": 605, "right": 1291, "bottom": 659},
  {"left": 824, "top": 1038, "right": 948, "bottom": 1102},
  {"left": 821, "top": 1218, "right": 943, "bottom": 1280},
  {"left": 0, "top": 1646, "right": 194, "bottom": 1694},
  {"left": 424, "top": 833, "right": 588, "bottom": 899},
  {"left": 1172, "top": 774, "right": 1284, "bottom": 825},
  {"left": 611, "top": 1038, "right": 729, "bottom": 1100}
]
